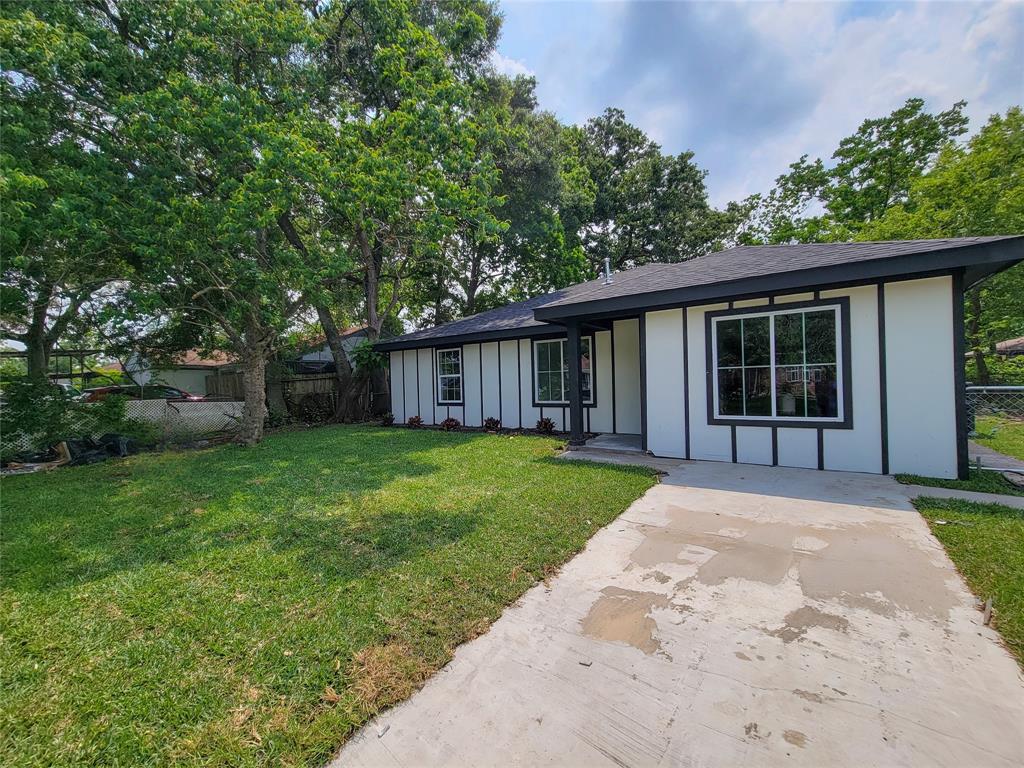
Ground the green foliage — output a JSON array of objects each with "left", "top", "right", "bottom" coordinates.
[
  {"left": 745, "top": 98, "right": 970, "bottom": 243},
  {"left": 974, "top": 416, "right": 1024, "bottom": 462},
  {"left": 897, "top": 468, "right": 1024, "bottom": 497},
  {"left": 0, "top": 380, "right": 145, "bottom": 461},
  {"left": 351, "top": 339, "right": 386, "bottom": 374}
]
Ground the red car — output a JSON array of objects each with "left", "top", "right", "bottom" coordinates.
[{"left": 80, "top": 385, "right": 204, "bottom": 403}]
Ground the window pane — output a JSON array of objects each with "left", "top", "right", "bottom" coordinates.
[
  {"left": 581, "top": 372, "right": 592, "bottom": 403},
  {"left": 774, "top": 312, "right": 804, "bottom": 366},
  {"left": 744, "top": 367, "right": 772, "bottom": 416},
  {"left": 717, "top": 368, "right": 744, "bottom": 415},
  {"left": 804, "top": 310, "right": 837, "bottom": 364},
  {"left": 537, "top": 371, "right": 558, "bottom": 402},
  {"left": 716, "top": 319, "right": 742, "bottom": 367},
  {"left": 439, "top": 350, "right": 461, "bottom": 376},
  {"left": 806, "top": 365, "right": 839, "bottom": 417},
  {"left": 775, "top": 366, "right": 806, "bottom": 417},
  {"left": 536, "top": 341, "right": 551, "bottom": 373},
  {"left": 742, "top": 316, "right": 770, "bottom": 366}
]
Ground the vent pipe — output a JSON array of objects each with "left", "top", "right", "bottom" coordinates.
[{"left": 603, "top": 257, "right": 614, "bottom": 285}]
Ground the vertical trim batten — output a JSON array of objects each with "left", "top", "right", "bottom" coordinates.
[{"left": 877, "top": 283, "right": 889, "bottom": 474}]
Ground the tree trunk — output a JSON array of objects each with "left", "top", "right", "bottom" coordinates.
[
  {"left": 24, "top": 289, "right": 53, "bottom": 381},
  {"left": 465, "top": 244, "right": 482, "bottom": 316},
  {"left": 316, "top": 303, "right": 359, "bottom": 421},
  {"left": 968, "top": 287, "right": 990, "bottom": 385},
  {"left": 238, "top": 349, "right": 267, "bottom": 446}
]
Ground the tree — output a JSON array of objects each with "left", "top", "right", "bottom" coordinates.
[
  {"left": 574, "top": 108, "right": 743, "bottom": 272},
  {"left": 861, "top": 107, "right": 1024, "bottom": 384},
  {"left": 0, "top": 2, "right": 135, "bottom": 380},
  {"left": 745, "top": 98, "right": 970, "bottom": 243}
]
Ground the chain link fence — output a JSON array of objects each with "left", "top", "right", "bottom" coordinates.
[{"left": 965, "top": 386, "right": 1024, "bottom": 434}]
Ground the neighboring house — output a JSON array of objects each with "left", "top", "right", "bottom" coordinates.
[
  {"left": 377, "top": 236, "right": 1024, "bottom": 480},
  {"left": 284, "top": 327, "right": 369, "bottom": 374},
  {"left": 124, "top": 350, "right": 233, "bottom": 396},
  {"left": 995, "top": 336, "right": 1024, "bottom": 357}
]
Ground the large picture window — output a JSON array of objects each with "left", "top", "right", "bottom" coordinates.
[
  {"left": 436, "top": 348, "right": 463, "bottom": 404},
  {"left": 710, "top": 302, "right": 847, "bottom": 425},
  {"left": 534, "top": 337, "right": 594, "bottom": 405}
]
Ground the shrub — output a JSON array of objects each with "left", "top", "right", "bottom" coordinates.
[
  {"left": 483, "top": 416, "right": 501, "bottom": 431},
  {"left": 536, "top": 416, "right": 556, "bottom": 434},
  {"left": 439, "top": 416, "right": 461, "bottom": 432},
  {"left": 381, "top": 412, "right": 395, "bottom": 426},
  {"left": 407, "top": 415, "right": 424, "bottom": 429},
  {"left": 0, "top": 379, "right": 149, "bottom": 462}
]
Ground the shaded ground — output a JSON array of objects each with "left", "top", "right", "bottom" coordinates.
[
  {"left": 974, "top": 416, "right": 1024, "bottom": 464},
  {"left": 0, "top": 426, "right": 655, "bottom": 767},
  {"left": 337, "top": 460, "right": 1024, "bottom": 768}
]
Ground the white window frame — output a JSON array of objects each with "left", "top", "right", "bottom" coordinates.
[
  {"left": 710, "top": 303, "right": 845, "bottom": 424},
  {"left": 533, "top": 336, "right": 594, "bottom": 406},
  {"left": 436, "top": 347, "right": 463, "bottom": 404}
]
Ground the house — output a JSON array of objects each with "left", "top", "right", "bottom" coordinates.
[
  {"left": 376, "top": 237, "right": 1024, "bottom": 480},
  {"left": 283, "top": 327, "right": 369, "bottom": 374},
  {"left": 123, "top": 350, "right": 233, "bottom": 396}
]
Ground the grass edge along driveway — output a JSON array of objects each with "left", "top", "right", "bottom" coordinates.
[
  {"left": 914, "top": 496, "right": 1024, "bottom": 668},
  {"left": 1, "top": 426, "right": 656, "bottom": 767}
]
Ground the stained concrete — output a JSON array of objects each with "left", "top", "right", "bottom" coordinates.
[{"left": 332, "top": 460, "right": 1024, "bottom": 768}]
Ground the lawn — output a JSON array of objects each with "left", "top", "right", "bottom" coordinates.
[
  {"left": 915, "top": 497, "right": 1024, "bottom": 666},
  {"left": 896, "top": 468, "right": 1024, "bottom": 497},
  {"left": 974, "top": 415, "right": 1024, "bottom": 461},
  {"left": 0, "top": 426, "right": 656, "bottom": 767}
]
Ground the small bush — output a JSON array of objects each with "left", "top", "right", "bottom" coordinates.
[
  {"left": 483, "top": 416, "right": 501, "bottom": 431},
  {"left": 536, "top": 416, "right": 556, "bottom": 434},
  {"left": 407, "top": 415, "right": 424, "bottom": 429},
  {"left": 439, "top": 416, "right": 461, "bottom": 432},
  {"left": 381, "top": 412, "right": 395, "bottom": 426}
]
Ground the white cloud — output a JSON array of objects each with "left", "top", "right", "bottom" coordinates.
[{"left": 489, "top": 51, "right": 535, "bottom": 78}]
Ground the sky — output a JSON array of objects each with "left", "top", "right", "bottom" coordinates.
[{"left": 492, "top": 0, "right": 1024, "bottom": 207}]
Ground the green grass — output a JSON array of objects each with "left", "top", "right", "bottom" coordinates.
[
  {"left": 974, "top": 415, "right": 1024, "bottom": 461},
  {"left": 915, "top": 497, "right": 1024, "bottom": 666},
  {"left": 0, "top": 426, "right": 656, "bottom": 767},
  {"left": 896, "top": 468, "right": 1024, "bottom": 497}
]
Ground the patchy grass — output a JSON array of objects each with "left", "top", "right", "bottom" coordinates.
[
  {"left": 915, "top": 497, "right": 1024, "bottom": 666},
  {"left": 0, "top": 426, "right": 656, "bottom": 767},
  {"left": 896, "top": 468, "right": 1024, "bottom": 497},
  {"left": 974, "top": 415, "right": 1024, "bottom": 462}
]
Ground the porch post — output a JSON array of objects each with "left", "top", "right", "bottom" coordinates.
[{"left": 565, "top": 320, "right": 586, "bottom": 447}]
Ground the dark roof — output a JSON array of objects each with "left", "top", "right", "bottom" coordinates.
[{"left": 377, "top": 236, "right": 1024, "bottom": 350}]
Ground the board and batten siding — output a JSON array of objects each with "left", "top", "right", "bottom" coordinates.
[
  {"left": 388, "top": 321, "right": 642, "bottom": 434},
  {"left": 643, "top": 276, "right": 958, "bottom": 478}
]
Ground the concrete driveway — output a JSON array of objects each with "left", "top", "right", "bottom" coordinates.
[{"left": 334, "top": 460, "right": 1024, "bottom": 767}]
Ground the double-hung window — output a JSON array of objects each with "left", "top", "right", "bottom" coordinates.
[
  {"left": 710, "top": 302, "right": 848, "bottom": 425},
  {"left": 436, "top": 348, "right": 463, "bottom": 404},
  {"left": 534, "top": 337, "right": 594, "bottom": 405}
]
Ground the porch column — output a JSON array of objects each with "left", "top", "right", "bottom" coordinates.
[{"left": 565, "top": 320, "right": 585, "bottom": 447}]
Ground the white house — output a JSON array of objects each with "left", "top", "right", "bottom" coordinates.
[{"left": 376, "top": 237, "right": 1024, "bottom": 480}]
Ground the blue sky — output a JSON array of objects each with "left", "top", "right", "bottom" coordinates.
[{"left": 492, "top": 0, "right": 1024, "bottom": 207}]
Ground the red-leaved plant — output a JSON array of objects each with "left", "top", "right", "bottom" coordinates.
[
  {"left": 407, "top": 415, "right": 424, "bottom": 429},
  {"left": 483, "top": 416, "right": 501, "bottom": 431},
  {"left": 439, "top": 417, "right": 461, "bottom": 432},
  {"left": 536, "top": 416, "right": 556, "bottom": 434}
]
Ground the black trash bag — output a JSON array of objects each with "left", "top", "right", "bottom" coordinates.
[
  {"left": 63, "top": 437, "right": 110, "bottom": 465},
  {"left": 97, "top": 433, "right": 138, "bottom": 458}
]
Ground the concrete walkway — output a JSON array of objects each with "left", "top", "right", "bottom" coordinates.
[
  {"left": 901, "top": 483, "right": 1024, "bottom": 509},
  {"left": 969, "top": 440, "right": 1024, "bottom": 472},
  {"left": 334, "top": 460, "right": 1024, "bottom": 768}
]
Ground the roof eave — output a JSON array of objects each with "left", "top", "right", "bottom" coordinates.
[
  {"left": 374, "top": 321, "right": 562, "bottom": 352},
  {"left": 534, "top": 239, "right": 1024, "bottom": 322}
]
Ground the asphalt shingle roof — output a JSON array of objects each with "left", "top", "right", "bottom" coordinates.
[{"left": 377, "top": 237, "right": 1022, "bottom": 350}]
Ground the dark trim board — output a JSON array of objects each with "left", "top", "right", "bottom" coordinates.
[
  {"left": 952, "top": 269, "right": 969, "bottom": 480},
  {"left": 639, "top": 314, "right": 648, "bottom": 451},
  {"left": 703, "top": 297, "right": 855, "bottom": 431},
  {"left": 682, "top": 308, "right": 690, "bottom": 460},
  {"left": 877, "top": 283, "right": 889, "bottom": 474}
]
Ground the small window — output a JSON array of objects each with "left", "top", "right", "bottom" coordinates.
[
  {"left": 436, "top": 348, "right": 462, "bottom": 404},
  {"left": 711, "top": 304, "right": 844, "bottom": 424},
  {"left": 534, "top": 337, "right": 594, "bottom": 405}
]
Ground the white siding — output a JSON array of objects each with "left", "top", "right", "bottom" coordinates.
[
  {"left": 736, "top": 426, "right": 773, "bottom": 465},
  {"left": 463, "top": 343, "right": 482, "bottom": 427},
  {"left": 884, "top": 276, "right": 957, "bottom": 478},
  {"left": 589, "top": 330, "right": 614, "bottom": 434},
  {"left": 687, "top": 303, "right": 732, "bottom": 462},
  {"left": 417, "top": 348, "right": 434, "bottom": 424},
  {"left": 822, "top": 285, "right": 882, "bottom": 473},
  {"left": 402, "top": 350, "right": 418, "bottom": 422},
  {"left": 480, "top": 342, "right": 501, "bottom": 425},
  {"left": 390, "top": 351, "right": 405, "bottom": 422},
  {"left": 519, "top": 339, "right": 540, "bottom": 431},
  {"left": 613, "top": 319, "right": 642, "bottom": 434},
  {"left": 777, "top": 428, "right": 818, "bottom": 469},
  {"left": 499, "top": 340, "right": 521, "bottom": 428},
  {"left": 644, "top": 309, "right": 686, "bottom": 458}
]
